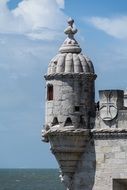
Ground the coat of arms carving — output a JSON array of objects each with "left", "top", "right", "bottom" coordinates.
[{"left": 99, "top": 90, "right": 118, "bottom": 121}]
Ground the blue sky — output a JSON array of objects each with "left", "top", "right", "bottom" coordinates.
[{"left": 0, "top": 0, "right": 127, "bottom": 168}]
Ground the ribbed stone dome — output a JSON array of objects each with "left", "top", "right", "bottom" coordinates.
[
  {"left": 47, "top": 53, "right": 94, "bottom": 75},
  {"left": 47, "top": 18, "right": 95, "bottom": 75}
]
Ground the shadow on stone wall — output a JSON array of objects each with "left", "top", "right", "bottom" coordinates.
[{"left": 72, "top": 138, "right": 96, "bottom": 190}]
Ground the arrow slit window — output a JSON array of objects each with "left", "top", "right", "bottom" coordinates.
[{"left": 47, "top": 84, "right": 53, "bottom": 101}]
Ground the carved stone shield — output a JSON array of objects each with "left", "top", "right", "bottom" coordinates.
[{"left": 99, "top": 90, "right": 118, "bottom": 121}]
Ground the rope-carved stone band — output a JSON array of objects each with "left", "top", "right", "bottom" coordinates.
[
  {"left": 91, "top": 129, "right": 127, "bottom": 139},
  {"left": 44, "top": 73, "right": 97, "bottom": 80}
]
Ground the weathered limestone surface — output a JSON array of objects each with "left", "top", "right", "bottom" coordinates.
[
  {"left": 93, "top": 138, "right": 127, "bottom": 190},
  {"left": 45, "top": 75, "right": 95, "bottom": 128},
  {"left": 42, "top": 127, "right": 91, "bottom": 190},
  {"left": 67, "top": 128, "right": 127, "bottom": 190},
  {"left": 72, "top": 138, "right": 96, "bottom": 190},
  {"left": 42, "top": 18, "right": 127, "bottom": 190}
]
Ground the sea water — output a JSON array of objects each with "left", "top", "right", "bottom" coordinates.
[{"left": 0, "top": 169, "right": 65, "bottom": 190}]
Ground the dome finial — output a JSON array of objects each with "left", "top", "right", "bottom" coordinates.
[
  {"left": 59, "top": 18, "right": 81, "bottom": 53},
  {"left": 64, "top": 17, "right": 77, "bottom": 37},
  {"left": 67, "top": 17, "right": 74, "bottom": 27}
]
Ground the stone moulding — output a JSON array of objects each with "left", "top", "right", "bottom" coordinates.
[
  {"left": 59, "top": 45, "right": 82, "bottom": 53},
  {"left": 42, "top": 128, "right": 91, "bottom": 189},
  {"left": 91, "top": 128, "right": 127, "bottom": 139},
  {"left": 44, "top": 73, "right": 97, "bottom": 80}
]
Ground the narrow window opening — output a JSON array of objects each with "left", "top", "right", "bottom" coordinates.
[
  {"left": 47, "top": 84, "right": 53, "bottom": 101},
  {"left": 52, "top": 117, "right": 59, "bottom": 126},
  {"left": 64, "top": 117, "right": 73, "bottom": 126},
  {"left": 96, "top": 101, "right": 100, "bottom": 111},
  {"left": 75, "top": 106, "right": 80, "bottom": 112}
]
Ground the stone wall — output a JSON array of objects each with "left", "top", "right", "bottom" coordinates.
[
  {"left": 93, "top": 138, "right": 127, "bottom": 190},
  {"left": 73, "top": 139, "right": 96, "bottom": 190},
  {"left": 72, "top": 136, "right": 127, "bottom": 190},
  {"left": 45, "top": 74, "right": 95, "bottom": 128}
]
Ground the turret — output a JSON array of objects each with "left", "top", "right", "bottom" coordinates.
[
  {"left": 42, "top": 18, "right": 97, "bottom": 190},
  {"left": 44, "top": 18, "right": 96, "bottom": 130}
]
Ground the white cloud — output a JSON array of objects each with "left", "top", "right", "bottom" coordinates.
[
  {"left": 56, "top": 0, "right": 64, "bottom": 8},
  {"left": 0, "top": 0, "right": 66, "bottom": 168},
  {"left": 88, "top": 16, "right": 127, "bottom": 39},
  {"left": 0, "top": 0, "right": 66, "bottom": 40}
]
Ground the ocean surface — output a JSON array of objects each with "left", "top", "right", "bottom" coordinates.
[{"left": 0, "top": 169, "right": 65, "bottom": 190}]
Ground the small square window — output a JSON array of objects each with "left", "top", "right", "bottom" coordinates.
[
  {"left": 75, "top": 106, "right": 80, "bottom": 112},
  {"left": 113, "top": 179, "right": 127, "bottom": 190}
]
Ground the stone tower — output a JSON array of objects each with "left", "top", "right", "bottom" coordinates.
[
  {"left": 42, "top": 18, "right": 127, "bottom": 190},
  {"left": 44, "top": 18, "right": 96, "bottom": 130},
  {"left": 42, "top": 18, "right": 96, "bottom": 189}
]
